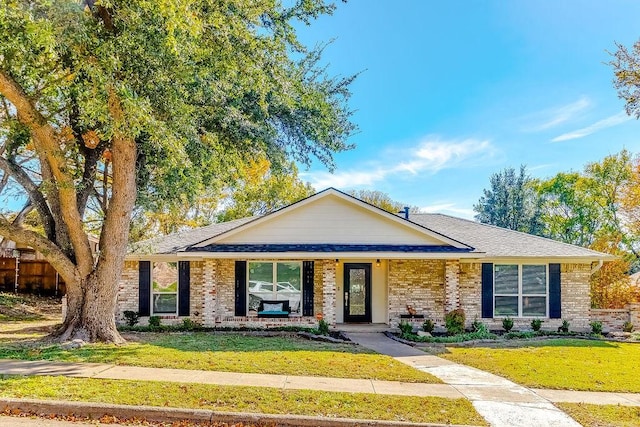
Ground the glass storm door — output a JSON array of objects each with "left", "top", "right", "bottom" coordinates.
[{"left": 343, "top": 263, "right": 372, "bottom": 323}]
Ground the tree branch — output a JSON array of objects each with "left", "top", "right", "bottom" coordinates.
[
  {"left": 0, "top": 216, "right": 79, "bottom": 284},
  {"left": 0, "top": 155, "right": 56, "bottom": 241},
  {"left": 0, "top": 69, "right": 94, "bottom": 275}
]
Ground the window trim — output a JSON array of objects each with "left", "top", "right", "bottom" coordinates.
[
  {"left": 247, "top": 260, "right": 303, "bottom": 316},
  {"left": 151, "top": 262, "right": 179, "bottom": 316},
  {"left": 493, "top": 263, "right": 549, "bottom": 318}
]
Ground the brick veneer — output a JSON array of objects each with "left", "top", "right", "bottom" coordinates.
[
  {"left": 116, "top": 258, "right": 599, "bottom": 331},
  {"left": 387, "top": 259, "right": 445, "bottom": 328}
]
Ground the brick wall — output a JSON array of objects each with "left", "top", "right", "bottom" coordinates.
[
  {"left": 388, "top": 259, "right": 445, "bottom": 328},
  {"left": 322, "top": 260, "right": 337, "bottom": 325},
  {"left": 591, "top": 303, "right": 640, "bottom": 331},
  {"left": 117, "top": 261, "right": 139, "bottom": 322},
  {"left": 459, "top": 262, "right": 481, "bottom": 322}
]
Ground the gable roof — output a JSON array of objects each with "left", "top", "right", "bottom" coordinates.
[
  {"left": 192, "top": 188, "right": 472, "bottom": 249},
  {"left": 128, "top": 188, "right": 614, "bottom": 261},
  {"left": 409, "top": 213, "right": 614, "bottom": 259}
]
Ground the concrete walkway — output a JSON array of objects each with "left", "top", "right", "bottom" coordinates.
[
  {"left": 1, "top": 337, "right": 639, "bottom": 427},
  {"left": 346, "top": 333, "right": 582, "bottom": 427}
]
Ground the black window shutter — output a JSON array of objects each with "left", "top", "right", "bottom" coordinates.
[
  {"left": 481, "top": 263, "right": 493, "bottom": 318},
  {"left": 235, "top": 261, "right": 247, "bottom": 316},
  {"left": 302, "top": 261, "right": 315, "bottom": 316},
  {"left": 549, "top": 263, "right": 561, "bottom": 319},
  {"left": 178, "top": 261, "right": 190, "bottom": 316},
  {"left": 138, "top": 261, "right": 151, "bottom": 316}
]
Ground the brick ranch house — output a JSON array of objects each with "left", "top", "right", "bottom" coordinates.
[{"left": 118, "top": 188, "right": 615, "bottom": 331}]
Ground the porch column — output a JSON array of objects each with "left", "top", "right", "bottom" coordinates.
[
  {"left": 444, "top": 259, "right": 460, "bottom": 313},
  {"left": 202, "top": 259, "right": 217, "bottom": 327},
  {"left": 322, "top": 259, "right": 337, "bottom": 326}
]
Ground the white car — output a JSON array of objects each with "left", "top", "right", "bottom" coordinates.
[{"left": 248, "top": 280, "right": 301, "bottom": 313}]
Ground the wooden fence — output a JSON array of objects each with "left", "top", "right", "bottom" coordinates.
[{"left": 0, "top": 255, "right": 66, "bottom": 296}]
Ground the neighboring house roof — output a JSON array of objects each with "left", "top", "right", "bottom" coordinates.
[
  {"left": 409, "top": 213, "right": 613, "bottom": 259},
  {"left": 129, "top": 217, "right": 256, "bottom": 255},
  {"left": 128, "top": 188, "right": 613, "bottom": 261}
]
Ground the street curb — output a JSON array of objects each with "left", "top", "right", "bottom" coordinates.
[{"left": 0, "top": 397, "right": 482, "bottom": 427}]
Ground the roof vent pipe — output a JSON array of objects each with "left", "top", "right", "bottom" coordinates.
[{"left": 398, "top": 207, "right": 409, "bottom": 220}]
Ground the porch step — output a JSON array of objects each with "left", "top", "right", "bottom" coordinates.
[{"left": 335, "top": 323, "right": 391, "bottom": 333}]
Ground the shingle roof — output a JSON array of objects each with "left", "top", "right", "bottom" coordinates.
[
  {"left": 188, "top": 244, "right": 473, "bottom": 253},
  {"left": 128, "top": 200, "right": 612, "bottom": 260},
  {"left": 128, "top": 216, "right": 257, "bottom": 254},
  {"left": 408, "top": 213, "right": 612, "bottom": 259}
]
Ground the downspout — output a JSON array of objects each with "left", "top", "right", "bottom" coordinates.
[{"left": 590, "top": 259, "right": 604, "bottom": 274}]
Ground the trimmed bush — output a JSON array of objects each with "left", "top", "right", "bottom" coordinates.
[
  {"left": 422, "top": 319, "right": 435, "bottom": 333},
  {"left": 590, "top": 320, "right": 603, "bottom": 335},
  {"left": 444, "top": 309, "right": 465, "bottom": 335},
  {"left": 399, "top": 321, "right": 414, "bottom": 338},
  {"left": 531, "top": 318, "right": 543, "bottom": 332},
  {"left": 123, "top": 311, "right": 140, "bottom": 327},
  {"left": 559, "top": 319, "right": 570, "bottom": 333},
  {"left": 623, "top": 321, "right": 634, "bottom": 333},
  {"left": 148, "top": 316, "right": 161, "bottom": 329},
  {"left": 318, "top": 319, "right": 330, "bottom": 336},
  {"left": 502, "top": 317, "right": 514, "bottom": 332}
]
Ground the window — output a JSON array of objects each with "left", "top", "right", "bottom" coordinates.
[
  {"left": 248, "top": 261, "right": 302, "bottom": 315},
  {"left": 494, "top": 264, "right": 547, "bottom": 317},
  {"left": 152, "top": 262, "right": 178, "bottom": 314}
]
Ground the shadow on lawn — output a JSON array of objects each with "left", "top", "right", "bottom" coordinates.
[{"left": 130, "top": 331, "right": 371, "bottom": 354}]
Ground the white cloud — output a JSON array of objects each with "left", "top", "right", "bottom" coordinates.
[
  {"left": 551, "top": 112, "right": 632, "bottom": 142},
  {"left": 302, "top": 137, "right": 496, "bottom": 189},
  {"left": 419, "top": 202, "right": 476, "bottom": 219},
  {"left": 393, "top": 139, "right": 494, "bottom": 174},
  {"left": 524, "top": 96, "right": 592, "bottom": 132}
]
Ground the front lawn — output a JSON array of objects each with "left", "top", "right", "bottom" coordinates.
[
  {"left": 558, "top": 403, "right": 640, "bottom": 427},
  {"left": 441, "top": 339, "right": 640, "bottom": 392},
  {"left": 0, "top": 375, "right": 487, "bottom": 426},
  {"left": 0, "top": 332, "right": 440, "bottom": 383}
]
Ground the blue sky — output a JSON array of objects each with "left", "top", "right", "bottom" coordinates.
[{"left": 296, "top": 1, "right": 640, "bottom": 218}]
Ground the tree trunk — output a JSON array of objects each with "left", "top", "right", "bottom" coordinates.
[{"left": 55, "top": 269, "right": 125, "bottom": 344}]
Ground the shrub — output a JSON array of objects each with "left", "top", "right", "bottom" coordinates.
[
  {"left": 399, "top": 321, "right": 414, "bottom": 337},
  {"left": 590, "top": 320, "right": 603, "bottom": 335},
  {"left": 180, "top": 318, "right": 200, "bottom": 331},
  {"left": 444, "top": 309, "right": 465, "bottom": 335},
  {"left": 148, "top": 316, "right": 161, "bottom": 329},
  {"left": 471, "top": 319, "right": 488, "bottom": 334},
  {"left": 531, "top": 318, "right": 543, "bottom": 332},
  {"left": 502, "top": 317, "right": 514, "bottom": 332},
  {"left": 317, "top": 319, "right": 330, "bottom": 336},
  {"left": 623, "top": 321, "right": 634, "bottom": 333},
  {"left": 123, "top": 310, "right": 140, "bottom": 327},
  {"left": 559, "top": 319, "right": 570, "bottom": 333},
  {"left": 422, "top": 319, "right": 435, "bottom": 333}
]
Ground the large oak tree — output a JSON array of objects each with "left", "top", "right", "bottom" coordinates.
[{"left": 0, "top": 0, "right": 355, "bottom": 342}]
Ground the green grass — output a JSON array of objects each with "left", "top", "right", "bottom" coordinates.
[
  {"left": 441, "top": 339, "right": 640, "bottom": 392},
  {"left": 0, "top": 293, "right": 45, "bottom": 322},
  {"left": 557, "top": 403, "right": 640, "bottom": 427},
  {"left": 0, "top": 376, "right": 487, "bottom": 425},
  {"left": 0, "top": 332, "right": 440, "bottom": 383}
]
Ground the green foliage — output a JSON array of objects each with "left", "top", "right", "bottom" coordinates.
[
  {"left": 474, "top": 165, "right": 544, "bottom": 235},
  {"left": 317, "top": 319, "right": 330, "bottom": 336},
  {"left": 346, "top": 189, "right": 418, "bottom": 214},
  {"left": 559, "top": 319, "right": 570, "bottom": 333},
  {"left": 502, "top": 317, "right": 514, "bottom": 332},
  {"left": 531, "top": 318, "right": 543, "bottom": 332},
  {"left": 180, "top": 318, "right": 200, "bottom": 331},
  {"left": 148, "top": 316, "right": 161, "bottom": 329},
  {"left": 590, "top": 321, "right": 603, "bottom": 335},
  {"left": 399, "top": 321, "right": 414, "bottom": 338},
  {"left": 471, "top": 318, "right": 485, "bottom": 333},
  {"left": 402, "top": 329, "right": 497, "bottom": 343},
  {"left": 623, "top": 321, "right": 634, "bottom": 333},
  {"left": 422, "top": 319, "right": 435, "bottom": 333},
  {"left": 122, "top": 311, "right": 140, "bottom": 327},
  {"left": 444, "top": 309, "right": 466, "bottom": 335}
]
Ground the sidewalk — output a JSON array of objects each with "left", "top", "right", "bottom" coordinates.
[
  {"left": 345, "top": 333, "right": 640, "bottom": 427},
  {"left": 0, "top": 336, "right": 639, "bottom": 427}
]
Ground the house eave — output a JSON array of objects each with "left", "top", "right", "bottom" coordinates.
[{"left": 177, "top": 251, "right": 485, "bottom": 260}]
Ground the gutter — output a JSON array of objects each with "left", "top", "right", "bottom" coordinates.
[{"left": 590, "top": 259, "right": 604, "bottom": 274}]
